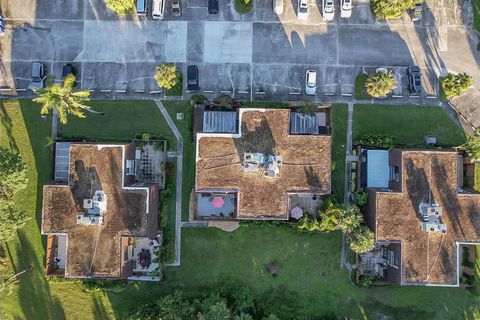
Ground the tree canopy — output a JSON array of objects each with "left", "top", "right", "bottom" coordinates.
[
  {"left": 441, "top": 73, "right": 473, "bottom": 99},
  {"left": 104, "top": 0, "right": 135, "bottom": 14},
  {"left": 460, "top": 135, "right": 480, "bottom": 160},
  {"left": 370, "top": 0, "right": 414, "bottom": 19},
  {"left": 365, "top": 70, "right": 397, "bottom": 98},
  {"left": 349, "top": 225, "right": 376, "bottom": 254},
  {"left": 154, "top": 64, "right": 179, "bottom": 90},
  {"left": 33, "top": 74, "right": 91, "bottom": 124}
]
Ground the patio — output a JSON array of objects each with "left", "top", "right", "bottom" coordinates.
[
  {"left": 135, "top": 141, "right": 166, "bottom": 188},
  {"left": 132, "top": 237, "right": 160, "bottom": 274},
  {"left": 196, "top": 193, "right": 236, "bottom": 219},
  {"left": 288, "top": 194, "right": 324, "bottom": 218}
]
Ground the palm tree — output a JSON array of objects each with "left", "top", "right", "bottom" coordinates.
[
  {"left": 349, "top": 225, "right": 376, "bottom": 254},
  {"left": 33, "top": 74, "right": 91, "bottom": 124},
  {"left": 365, "top": 70, "right": 397, "bottom": 98}
]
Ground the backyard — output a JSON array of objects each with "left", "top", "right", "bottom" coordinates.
[
  {"left": 1, "top": 99, "right": 480, "bottom": 319},
  {"left": 353, "top": 104, "right": 466, "bottom": 147}
]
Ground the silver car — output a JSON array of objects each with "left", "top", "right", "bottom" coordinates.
[
  {"left": 31, "top": 62, "right": 46, "bottom": 88},
  {"left": 305, "top": 70, "right": 317, "bottom": 95}
]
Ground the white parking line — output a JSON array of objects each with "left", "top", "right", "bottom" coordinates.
[
  {"left": 100, "top": 89, "right": 111, "bottom": 93},
  {"left": 150, "top": 90, "right": 162, "bottom": 94},
  {"left": 220, "top": 90, "right": 232, "bottom": 94},
  {"left": 409, "top": 95, "right": 420, "bottom": 98},
  {"left": 238, "top": 91, "right": 249, "bottom": 94},
  {"left": 288, "top": 92, "right": 301, "bottom": 95},
  {"left": 115, "top": 89, "right": 126, "bottom": 93},
  {"left": 203, "top": 90, "right": 214, "bottom": 93},
  {"left": 341, "top": 93, "right": 353, "bottom": 97},
  {"left": 425, "top": 95, "right": 437, "bottom": 99},
  {"left": 323, "top": 92, "right": 335, "bottom": 96},
  {"left": 16, "top": 88, "right": 27, "bottom": 92},
  {"left": 254, "top": 91, "right": 266, "bottom": 95},
  {"left": 391, "top": 95, "right": 403, "bottom": 98}
]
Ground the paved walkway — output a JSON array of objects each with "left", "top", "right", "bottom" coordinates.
[
  {"left": 51, "top": 109, "right": 58, "bottom": 138},
  {"left": 155, "top": 100, "right": 183, "bottom": 267},
  {"left": 340, "top": 102, "right": 354, "bottom": 269}
]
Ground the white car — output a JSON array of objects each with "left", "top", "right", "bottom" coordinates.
[
  {"left": 323, "top": 0, "right": 334, "bottom": 21},
  {"left": 340, "top": 0, "right": 352, "bottom": 18},
  {"left": 152, "top": 0, "right": 165, "bottom": 20},
  {"left": 273, "top": 0, "right": 284, "bottom": 15},
  {"left": 305, "top": 70, "right": 317, "bottom": 95},
  {"left": 298, "top": 0, "right": 308, "bottom": 20}
]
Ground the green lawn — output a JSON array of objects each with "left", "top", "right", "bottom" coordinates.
[
  {"left": 162, "top": 100, "right": 195, "bottom": 221},
  {"left": 355, "top": 74, "right": 371, "bottom": 100},
  {"left": 353, "top": 104, "right": 466, "bottom": 147},
  {"left": 165, "top": 71, "right": 183, "bottom": 97},
  {"left": 474, "top": 0, "right": 480, "bottom": 33},
  {"left": 332, "top": 104, "right": 348, "bottom": 203},
  {"left": 58, "top": 100, "right": 176, "bottom": 149}
]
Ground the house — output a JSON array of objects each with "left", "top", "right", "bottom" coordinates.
[
  {"left": 360, "top": 149, "right": 480, "bottom": 286},
  {"left": 194, "top": 108, "right": 332, "bottom": 220},
  {"left": 42, "top": 143, "right": 160, "bottom": 280}
]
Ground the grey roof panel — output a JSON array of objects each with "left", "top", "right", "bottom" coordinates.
[
  {"left": 290, "top": 112, "right": 319, "bottom": 134},
  {"left": 203, "top": 111, "right": 237, "bottom": 133}
]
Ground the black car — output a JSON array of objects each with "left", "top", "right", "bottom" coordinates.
[
  {"left": 407, "top": 65, "right": 422, "bottom": 94},
  {"left": 187, "top": 65, "right": 199, "bottom": 92},
  {"left": 208, "top": 0, "right": 218, "bottom": 14},
  {"left": 62, "top": 64, "right": 78, "bottom": 87}
]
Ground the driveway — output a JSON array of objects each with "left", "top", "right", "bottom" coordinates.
[{"left": 0, "top": 0, "right": 479, "bottom": 114}]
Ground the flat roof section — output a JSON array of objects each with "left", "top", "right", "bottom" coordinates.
[
  {"left": 367, "top": 150, "right": 390, "bottom": 188},
  {"left": 196, "top": 109, "right": 332, "bottom": 219},
  {"left": 42, "top": 144, "right": 150, "bottom": 278}
]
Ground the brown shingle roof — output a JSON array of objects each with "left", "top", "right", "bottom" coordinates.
[
  {"left": 42, "top": 144, "right": 149, "bottom": 278},
  {"left": 196, "top": 109, "right": 332, "bottom": 218},
  {"left": 374, "top": 150, "right": 480, "bottom": 285}
]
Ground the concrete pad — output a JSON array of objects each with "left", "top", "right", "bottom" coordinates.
[
  {"left": 204, "top": 22, "right": 252, "bottom": 63},
  {"left": 187, "top": 22, "right": 204, "bottom": 63},
  {"left": 338, "top": 25, "right": 414, "bottom": 67},
  {"left": 252, "top": 22, "right": 336, "bottom": 65},
  {"left": 2, "top": 0, "right": 84, "bottom": 20},
  {"left": 166, "top": 22, "right": 188, "bottom": 62},
  {"left": 78, "top": 21, "right": 168, "bottom": 62}
]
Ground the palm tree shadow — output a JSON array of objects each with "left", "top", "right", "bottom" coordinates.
[{"left": 0, "top": 101, "right": 19, "bottom": 152}]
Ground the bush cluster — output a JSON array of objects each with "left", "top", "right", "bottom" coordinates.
[{"left": 357, "top": 134, "right": 396, "bottom": 150}]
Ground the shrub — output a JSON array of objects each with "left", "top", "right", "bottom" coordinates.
[
  {"left": 154, "top": 64, "right": 178, "bottom": 90},
  {"left": 357, "top": 134, "right": 395, "bottom": 150},
  {"left": 235, "top": 0, "right": 253, "bottom": 14},
  {"left": 297, "top": 214, "right": 321, "bottom": 232},
  {"left": 370, "top": 0, "right": 414, "bottom": 19},
  {"left": 301, "top": 100, "right": 315, "bottom": 115},
  {"left": 441, "top": 73, "right": 473, "bottom": 99},
  {"left": 191, "top": 94, "right": 206, "bottom": 105},
  {"left": 365, "top": 70, "right": 397, "bottom": 98},
  {"left": 358, "top": 275, "right": 376, "bottom": 287},
  {"left": 349, "top": 225, "right": 376, "bottom": 254},
  {"left": 355, "top": 192, "right": 368, "bottom": 206},
  {"left": 338, "top": 206, "right": 363, "bottom": 233},
  {"left": 104, "top": 0, "right": 135, "bottom": 15}
]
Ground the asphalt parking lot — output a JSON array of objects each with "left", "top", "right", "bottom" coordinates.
[{"left": 0, "top": 0, "right": 479, "bottom": 105}]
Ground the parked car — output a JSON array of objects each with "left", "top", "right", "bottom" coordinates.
[
  {"left": 187, "top": 65, "right": 199, "bottom": 92},
  {"left": 340, "top": 0, "right": 352, "bottom": 18},
  {"left": 323, "top": 0, "right": 334, "bottom": 21},
  {"left": 297, "top": 0, "right": 308, "bottom": 20},
  {"left": 62, "top": 64, "right": 77, "bottom": 87},
  {"left": 208, "top": 0, "right": 219, "bottom": 14},
  {"left": 0, "top": 15, "right": 5, "bottom": 37},
  {"left": 407, "top": 65, "right": 422, "bottom": 93},
  {"left": 136, "top": 0, "right": 148, "bottom": 16},
  {"left": 273, "top": 0, "right": 284, "bottom": 15},
  {"left": 412, "top": 3, "right": 422, "bottom": 22},
  {"left": 305, "top": 70, "right": 317, "bottom": 95},
  {"left": 152, "top": 0, "right": 165, "bottom": 20},
  {"left": 31, "top": 62, "right": 46, "bottom": 88},
  {"left": 171, "top": 0, "right": 182, "bottom": 17}
]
